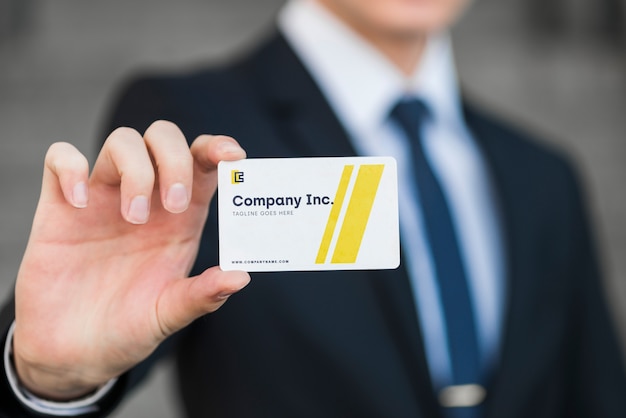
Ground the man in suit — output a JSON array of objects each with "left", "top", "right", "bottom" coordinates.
[{"left": 2, "top": 0, "right": 626, "bottom": 417}]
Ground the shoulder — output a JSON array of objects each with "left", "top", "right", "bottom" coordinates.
[
  {"left": 463, "top": 100, "right": 592, "bottom": 233},
  {"left": 463, "top": 100, "right": 580, "bottom": 186},
  {"left": 104, "top": 61, "right": 243, "bottom": 130},
  {"left": 102, "top": 31, "right": 283, "bottom": 138}
]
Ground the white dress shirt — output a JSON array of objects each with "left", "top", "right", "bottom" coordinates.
[{"left": 279, "top": 0, "right": 506, "bottom": 389}]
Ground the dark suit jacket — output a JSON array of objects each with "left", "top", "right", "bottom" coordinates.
[{"left": 2, "top": 31, "right": 626, "bottom": 418}]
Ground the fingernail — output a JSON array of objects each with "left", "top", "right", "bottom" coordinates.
[
  {"left": 128, "top": 195, "right": 149, "bottom": 224},
  {"left": 165, "top": 183, "right": 189, "bottom": 213},
  {"left": 72, "top": 182, "right": 88, "bottom": 208}
]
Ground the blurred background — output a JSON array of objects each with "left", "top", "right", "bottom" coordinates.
[{"left": 1, "top": 0, "right": 624, "bottom": 416}]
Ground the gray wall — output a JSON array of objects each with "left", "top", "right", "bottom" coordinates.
[{"left": 1, "top": 1, "right": 624, "bottom": 416}]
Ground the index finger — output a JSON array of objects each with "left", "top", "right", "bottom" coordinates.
[{"left": 189, "top": 135, "right": 246, "bottom": 205}]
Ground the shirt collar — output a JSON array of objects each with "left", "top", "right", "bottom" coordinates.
[{"left": 278, "top": 0, "right": 464, "bottom": 135}]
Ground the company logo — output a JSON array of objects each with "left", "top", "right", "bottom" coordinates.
[
  {"left": 316, "top": 164, "right": 384, "bottom": 264},
  {"left": 231, "top": 170, "right": 244, "bottom": 184}
]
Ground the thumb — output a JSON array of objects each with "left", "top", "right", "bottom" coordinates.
[{"left": 155, "top": 268, "right": 250, "bottom": 338}]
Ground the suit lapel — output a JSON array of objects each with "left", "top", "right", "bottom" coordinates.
[
  {"left": 370, "top": 264, "right": 443, "bottom": 417},
  {"left": 246, "top": 33, "right": 357, "bottom": 158},
  {"left": 248, "top": 32, "right": 441, "bottom": 417},
  {"left": 464, "top": 104, "right": 537, "bottom": 417}
]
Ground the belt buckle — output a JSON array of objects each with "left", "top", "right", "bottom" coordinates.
[{"left": 438, "top": 384, "right": 486, "bottom": 408}]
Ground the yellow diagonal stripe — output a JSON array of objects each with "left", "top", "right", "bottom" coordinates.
[
  {"left": 315, "top": 165, "right": 354, "bottom": 264},
  {"left": 331, "top": 164, "right": 384, "bottom": 264}
]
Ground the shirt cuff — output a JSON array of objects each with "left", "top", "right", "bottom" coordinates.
[{"left": 4, "top": 321, "right": 118, "bottom": 416}]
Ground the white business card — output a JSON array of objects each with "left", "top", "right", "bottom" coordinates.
[{"left": 217, "top": 157, "right": 399, "bottom": 272}]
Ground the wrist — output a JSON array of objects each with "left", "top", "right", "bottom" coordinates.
[
  {"left": 10, "top": 323, "right": 106, "bottom": 402},
  {"left": 13, "top": 352, "right": 101, "bottom": 401},
  {"left": 5, "top": 321, "right": 118, "bottom": 415}
]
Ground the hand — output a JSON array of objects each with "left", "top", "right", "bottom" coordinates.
[{"left": 12, "top": 121, "right": 250, "bottom": 400}]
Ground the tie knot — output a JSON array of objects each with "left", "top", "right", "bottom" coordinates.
[{"left": 389, "top": 98, "right": 431, "bottom": 135}]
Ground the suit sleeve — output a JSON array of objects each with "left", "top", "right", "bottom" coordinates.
[{"left": 563, "top": 163, "right": 626, "bottom": 417}]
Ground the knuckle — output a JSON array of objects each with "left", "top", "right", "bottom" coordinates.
[
  {"left": 104, "top": 127, "right": 144, "bottom": 151},
  {"left": 193, "top": 134, "right": 214, "bottom": 143},
  {"left": 145, "top": 120, "right": 181, "bottom": 138},
  {"left": 45, "top": 142, "right": 86, "bottom": 172},
  {"left": 46, "top": 142, "right": 73, "bottom": 160},
  {"left": 108, "top": 126, "right": 141, "bottom": 141}
]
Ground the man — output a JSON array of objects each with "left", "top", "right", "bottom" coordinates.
[{"left": 2, "top": 0, "right": 625, "bottom": 417}]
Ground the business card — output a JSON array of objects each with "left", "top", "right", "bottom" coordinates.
[{"left": 217, "top": 157, "right": 399, "bottom": 272}]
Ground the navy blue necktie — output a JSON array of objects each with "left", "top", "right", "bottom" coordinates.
[{"left": 390, "top": 99, "right": 484, "bottom": 418}]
